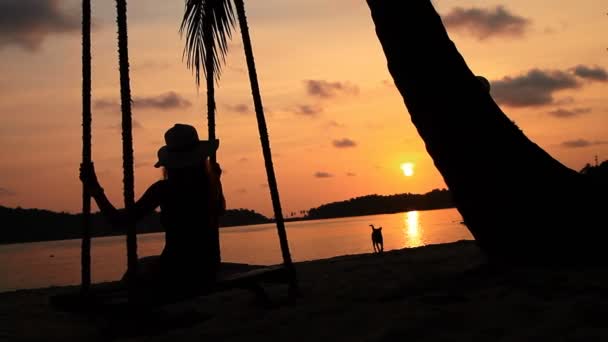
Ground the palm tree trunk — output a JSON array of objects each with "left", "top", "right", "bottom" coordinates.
[
  {"left": 234, "top": 0, "right": 297, "bottom": 285},
  {"left": 366, "top": 0, "right": 602, "bottom": 263},
  {"left": 204, "top": 21, "right": 221, "bottom": 264},
  {"left": 81, "top": 0, "right": 92, "bottom": 294},
  {"left": 115, "top": 0, "right": 138, "bottom": 287}
]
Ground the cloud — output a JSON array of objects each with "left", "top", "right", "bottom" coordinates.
[
  {"left": 224, "top": 103, "right": 251, "bottom": 114},
  {"left": 326, "top": 120, "right": 345, "bottom": 128},
  {"left": 382, "top": 79, "right": 395, "bottom": 88},
  {"left": 0, "top": 0, "right": 80, "bottom": 51},
  {"left": 228, "top": 66, "right": 246, "bottom": 74},
  {"left": 108, "top": 119, "right": 143, "bottom": 131},
  {"left": 94, "top": 99, "right": 119, "bottom": 111},
  {"left": 346, "top": 172, "right": 356, "bottom": 177},
  {"left": 95, "top": 92, "right": 192, "bottom": 112},
  {"left": 135, "top": 92, "right": 191, "bottom": 110},
  {"left": 572, "top": 65, "right": 608, "bottom": 82},
  {"left": 223, "top": 103, "right": 272, "bottom": 115},
  {"left": 491, "top": 69, "right": 580, "bottom": 107},
  {"left": 304, "top": 80, "right": 359, "bottom": 98},
  {"left": 443, "top": 6, "right": 530, "bottom": 40},
  {"left": 491, "top": 66, "right": 608, "bottom": 107},
  {"left": 132, "top": 61, "right": 170, "bottom": 72},
  {"left": 560, "top": 139, "right": 608, "bottom": 148},
  {"left": 293, "top": 104, "right": 323, "bottom": 117},
  {"left": 0, "top": 187, "right": 16, "bottom": 197},
  {"left": 134, "top": 160, "right": 149, "bottom": 169},
  {"left": 332, "top": 138, "right": 357, "bottom": 148},
  {"left": 314, "top": 171, "right": 333, "bottom": 178},
  {"left": 548, "top": 107, "right": 592, "bottom": 118}
]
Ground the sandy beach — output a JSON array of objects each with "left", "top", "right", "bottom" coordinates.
[{"left": 3, "top": 240, "right": 608, "bottom": 341}]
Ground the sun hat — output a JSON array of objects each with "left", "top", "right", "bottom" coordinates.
[{"left": 154, "top": 124, "right": 219, "bottom": 168}]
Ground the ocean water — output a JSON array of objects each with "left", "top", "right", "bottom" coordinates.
[{"left": 0, "top": 208, "right": 472, "bottom": 292}]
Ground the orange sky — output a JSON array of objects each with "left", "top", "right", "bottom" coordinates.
[{"left": 0, "top": 0, "right": 606, "bottom": 217}]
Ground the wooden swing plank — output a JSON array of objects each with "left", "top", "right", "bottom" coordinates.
[
  {"left": 50, "top": 263, "right": 290, "bottom": 312},
  {"left": 216, "top": 264, "right": 287, "bottom": 287}
]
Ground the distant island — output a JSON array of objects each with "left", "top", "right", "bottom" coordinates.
[
  {"left": 6, "top": 160, "right": 601, "bottom": 245},
  {"left": 0, "top": 207, "right": 270, "bottom": 245},
  {"left": 306, "top": 188, "right": 454, "bottom": 219},
  {"left": 0, "top": 188, "right": 457, "bottom": 244}
]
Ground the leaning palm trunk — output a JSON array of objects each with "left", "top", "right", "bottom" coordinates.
[
  {"left": 234, "top": 0, "right": 297, "bottom": 281},
  {"left": 81, "top": 0, "right": 92, "bottom": 293},
  {"left": 115, "top": 0, "right": 138, "bottom": 287},
  {"left": 367, "top": 0, "right": 602, "bottom": 263}
]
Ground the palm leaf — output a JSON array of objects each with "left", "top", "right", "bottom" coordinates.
[{"left": 180, "top": 0, "right": 236, "bottom": 85}]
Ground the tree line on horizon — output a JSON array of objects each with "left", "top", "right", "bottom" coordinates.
[
  {"left": 3, "top": 156, "right": 605, "bottom": 245},
  {"left": 0, "top": 207, "right": 269, "bottom": 245},
  {"left": 0, "top": 189, "right": 452, "bottom": 244},
  {"left": 306, "top": 188, "right": 454, "bottom": 219}
]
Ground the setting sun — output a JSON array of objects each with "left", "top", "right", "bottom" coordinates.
[{"left": 400, "top": 163, "right": 415, "bottom": 177}]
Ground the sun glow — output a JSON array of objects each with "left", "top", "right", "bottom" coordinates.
[
  {"left": 400, "top": 163, "right": 414, "bottom": 177},
  {"left": 404, "top": 211, "right": 423, "bottom": 247}
]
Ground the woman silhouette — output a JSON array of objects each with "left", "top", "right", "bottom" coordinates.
[{"left": 80, "top": 124, "right": 225, "bottom": 293}]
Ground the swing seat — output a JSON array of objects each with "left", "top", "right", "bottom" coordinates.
[{"left": 49, "top": 263, "right": 292, "bottom": 312}]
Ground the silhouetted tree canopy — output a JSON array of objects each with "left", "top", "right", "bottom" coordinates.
[
  {"left": 0, "top": 206, "right": 270, "bottom": 244},
  {"left": 580, "top": 160, "right": 608, "bottom": 187},
  {"left": 306, "top": 189, "right": 453, "bottom": 219}
]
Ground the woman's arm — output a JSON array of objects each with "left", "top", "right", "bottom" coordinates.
[{"left": 80, "top": 163, "right": 162, "bottom": 227}]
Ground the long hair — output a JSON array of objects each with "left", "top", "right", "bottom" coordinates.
[
  {"left": 205, "top": 158, "right": 226, "bottom": 216},
  {"left": 161, "top": 159, "right": 225, "bottom": 216}
]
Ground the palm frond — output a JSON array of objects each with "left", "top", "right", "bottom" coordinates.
[{"left": 180, "top": 0, "right": 236, "bottom": 86}]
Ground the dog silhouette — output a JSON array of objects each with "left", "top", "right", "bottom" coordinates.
[{"left": 370, "top": 224, "right": 384, "bottom": 253}]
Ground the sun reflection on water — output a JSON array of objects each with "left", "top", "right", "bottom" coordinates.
[{"left": 404, "top": 211, "right": 424, "bottom": 247}]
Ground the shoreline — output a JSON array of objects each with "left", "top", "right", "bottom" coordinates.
[
  {"left": 0, "top": 206, "right": 458, "bottom": 246},
  {"left": 3, "top": 240, "right": 608, "bottom": 341}
]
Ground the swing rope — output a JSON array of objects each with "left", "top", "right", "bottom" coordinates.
[{"left": 80, "top": 0, "right": 92, "bottom": 294}]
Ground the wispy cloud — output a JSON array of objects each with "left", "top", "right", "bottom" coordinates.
[
  {"left": 491, "top": 69, "right": 580, "bottom": 107},
  {"left": 224, "top": 103, "right": 251, "bottom": 114},
  {"left": 332, "top": 138, "right": 357, "bottom": 148},
  {"left": 346, "top": 172, "right": 356, "bottom": 177},
  {"left": 491, "top": 65, "right": 608, "bottom": 107},
  {"left": 293, "top": 104, "right": 323, "bottom": 117},
  {"left": 548, "top": 107, "right": 591, "bottom": 118},
  {"left": 382, "top": 79, "right": 395, "bottom": 88},
  {"left": 135, "top": 92, "right": 192, "bottom": 110},
  {"left": 443, "top": 6, "right": 530, "bottom": 40},
  {"left": 304, "top": 80, "right": 359, "bottom": 98},
  {"left": 95, "top": 92, "right": 192, "bottom": 112},
  {"left": 0, "top": 0, "right": 80, "bottom": 51},
  {"left": 314, "top": 171, "right": 333, "bottom": 178},
  {"left": 326, "top": 120, "right": 345, "bottom": 128},
  {"left": 572, "top": 65, "right": 608, "bottom": 82},
  {"left": 0, "top": 187, "right": 16, "bottom": 197},
  {"left": 94, "top": 99, "right": 119, "bottom": 111},
  {"left": 224, "top": 104, "right": 272, "bottom": 115},
  {"left": 108, "top": 120, "right": 144, "bottom": 131},
  {"left": 134, "top": 160, "right": 150, "bottom": 169},
  {"left": 132, "top": 61, "right": 171, "bottom": 71},
  {"left": 560, "top": 139, "right": 608, "bottom": 148}
]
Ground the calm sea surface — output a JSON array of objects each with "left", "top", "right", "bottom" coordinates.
[{"left": 0, "top": 208, "right": 472, "bottom": 293}]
